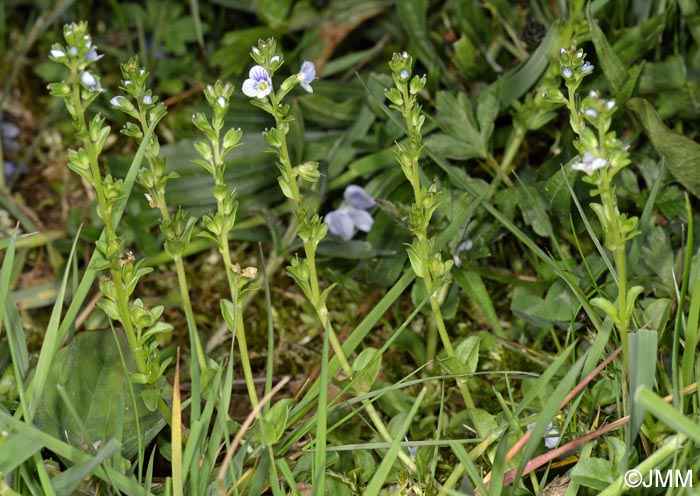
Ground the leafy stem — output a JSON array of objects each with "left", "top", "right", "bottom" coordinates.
[{"left": 390, "top": 52, "right": 474, "bottom": 408}]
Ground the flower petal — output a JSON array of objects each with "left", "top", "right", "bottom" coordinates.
[
  {"left": 241, "top": 79, "right": 258, "bottom": 97},
  {"left": 2, "top": 122, "right": 20, "bottom": 140},
  {"left": 325, "top": 210, "right": 355, "bottom": 241},
  {"left": 249, "top": 65, "right": 270, "bottom": 83},
  {"left": 80, "top": 71, "right": 97, "bottom": 88},
  {"left": 344, "top": 185, "right": 376, "bottom": 209},
  {"left": 347, "top": 208, "right": 374, "bottom": 233}
]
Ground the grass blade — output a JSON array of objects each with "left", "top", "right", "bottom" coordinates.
[{"left": 364, "top": 387, "right": 426, "bottom": 496}]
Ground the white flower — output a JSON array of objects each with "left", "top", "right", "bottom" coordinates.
[
  {"left": 142, "top": 95, "right": 153, "bottom": 105},
  {"left": 562, "top": 67, "right": 573, "bottom": 79},
  {"left": 452, "top": 239, "right": 473, "bottom": 268},
  {"left": 80, "top": 71, "right": 97, "bottom": 88},
  {"left": 297, "top": 61, "right": 317, "bottom": 93},
  {"left": 110, "top": 96, "right": 124, "bottom": 107},
  {"left": 217, "top": 96, "right": 226, "bottom": 108},
  {"left": 242, "top": 65, "right": 272, "bottom": 99},
  {"left": 571, "top": 151, "right": 608, "bottom": 175},
  {"left": 50, "top": 49, "right": 66, "bottom": 59}
]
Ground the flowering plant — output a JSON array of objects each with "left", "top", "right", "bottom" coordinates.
[{"left": 547, "top": 45, "right": 642, "bottom": 370}]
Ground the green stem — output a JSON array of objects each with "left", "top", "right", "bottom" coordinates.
[
  {"left": 174, "top": 257, "right": 207, "bottom": 372},
  {"left": 112, "top": 264, "right": 147, "bottom": 373},
  {"left": 400, "top": 83, "right": 473, "bottom": 408},
  {"left": 265, "top": 90, "right": 415, "bottom": 472},
  {"left": 599, "top": 178, "right": 629, "bottom": 370},
  {"left": 500, "top": 124, "right": 526, "bottom": 177},
  {"left": 70, "top": 63, "right": 145, "bottom": 375},
  {"left": 269, "top": 94, "right": 301, "bottom": 209},
  {"left": 430, "top": 298, "right": 474, "bottom": 408},
  {"left": 217, "top": 196, "right": 259, "bottom": 408},
  {"left": 235, "top": 281, "right": 259, "bottom": 408},
  {"left": 566, "top": 85, "right": 584, "bottom": 136}
]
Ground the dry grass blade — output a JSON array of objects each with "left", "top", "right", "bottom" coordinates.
[
  {"left": 483, "top": 346, "right": 622, "bottom": 485},
  {"left": 216, "top": 376, "right": 290, "bottom": 495}
]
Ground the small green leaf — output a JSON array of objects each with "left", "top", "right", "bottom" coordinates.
[
  {"left": 476, "top": 90, "right": 499, "bottom": 145},
  {"left": 220, "top": 299, "right": 236, "bottom": 333},
  {"left": 570, "top": 457, "right": 615, "bottom": 490},
  {"left": 257, "top": 398, "right": 292, "bottom": 445},
  {"left": 454, "top": 336, "right": 480, "bottom": 374},
  {"left": 590, "top": 297, "right": 620, "bottom": 325},
  {"left": 351, "top": 348, "right": 381, "bottom": 394}
]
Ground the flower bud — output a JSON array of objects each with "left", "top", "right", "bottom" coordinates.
[{"left": 409, "top": 74, "right": 426, "bottom": 95}]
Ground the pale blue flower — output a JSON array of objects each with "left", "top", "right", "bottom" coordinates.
[
  {"left": 344, "top": 184, "right": 376, "bottom": 209},
  {"left": 527, "top": 422, "right": 560, "bottom": 450},
  {"left": 561, "top": 67, "right": 573, "bottom": 79},
  {"left": 298, "top": 61, "right": 317, "bottom": 93},
  {"left": 50, "top": 49, "right": 66, "bottom": 59},
  {"left": 80, "top": 71, "right": 101, "bottom": 92},
  {"left": 142, "top": 95, "right": 153, "bottom": 105},
  {"left": 581, "top": 61, "right": 594, "bottom": 74},
  {"left": 84, "top": 47, "right": 102, "bottom": 62},
  {"left": 325, "top": 185, "right": 376, "bottom": 241},
  {"left": 242, "top": 65, "right": 272, "bottom": 98},
  {"left": 571, "top": 151, "right": 607, "bottom": 175}
]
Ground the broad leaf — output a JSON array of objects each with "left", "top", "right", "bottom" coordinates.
[
  {"left": 627, "top": 98, "right": 700, "bottom": 198},
  {"left": 35, "top": 330, "right": 165, "bottom": 459}
]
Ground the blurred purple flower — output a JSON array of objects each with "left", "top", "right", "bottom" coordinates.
[
  {"left": 3, "top": 160, "right": 20, "bottom": 184},
  {"left": 2, "top": 120, "right": 22, "bottom": 184},
  {"left": 2, "top": 122, "right": 20, "bottom": 155},
  {"left": 325, "top": 185, "right": 376, "bottom": 241},
  {"left": 344, "top": 184, "right": 376, "bottom": 209}
]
